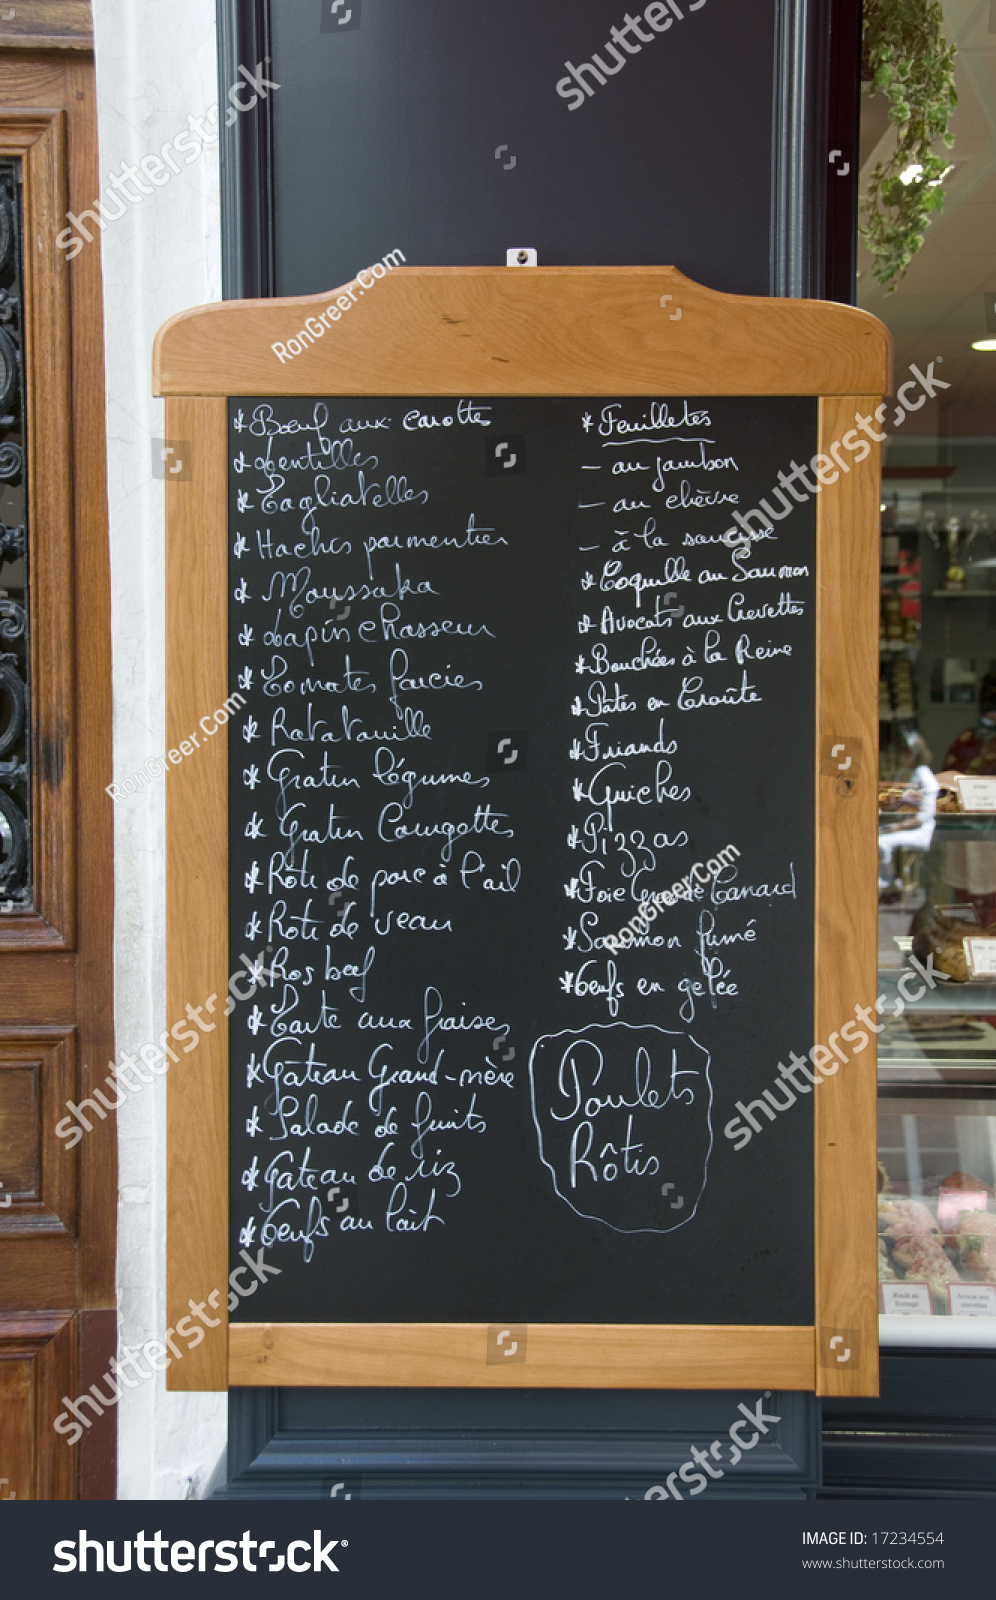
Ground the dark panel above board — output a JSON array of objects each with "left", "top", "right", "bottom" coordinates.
[
  {"left": 266, "top": 0, "right": 782, "bottom": 296},
  {"left": 227, "top": 393, "right": 817, "bottom": 1327}
]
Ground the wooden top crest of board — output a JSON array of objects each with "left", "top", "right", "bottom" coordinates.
[
  {"left": 160, "top": 265, "right": 890, "bottom": 1397},
  {"left": 153, "top": 265, "right": 892, "bottom": 397}
]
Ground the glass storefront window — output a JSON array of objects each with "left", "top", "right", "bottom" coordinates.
[{"left": 863, "top": 1, "right": 996, "bottom": 1337}]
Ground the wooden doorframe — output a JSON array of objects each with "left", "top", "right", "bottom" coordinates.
[{"left": 0, "top": 1, "right": 116, "bottom": 1500}]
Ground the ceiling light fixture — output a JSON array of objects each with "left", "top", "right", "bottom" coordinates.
[{"left": 972, "top": 338, "right": 996, "bottom": 352}]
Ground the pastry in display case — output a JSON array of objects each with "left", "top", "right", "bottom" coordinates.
[{"left": 878, "top": 1173, "right": 996, "bottom": 1316}]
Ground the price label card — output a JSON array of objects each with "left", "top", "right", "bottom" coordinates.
[
  {"left": 947, "top": 1283, "right": 996, "bottom": 1318},
  {"left": 937, "top": 902, "right": 982, "bottom": 923},
  {"left": 880, "top": 1281, "right": 933, "bottom": 1316},
  {"left": 955, "top": 776, "right": 996, "bottom": 812},
  {"left": 964, "top": 939, "right": 996, "bottom": 979}
]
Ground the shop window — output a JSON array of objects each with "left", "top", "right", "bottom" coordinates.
[{"left": 865, "top": 3, "right": 996, "bottom": 1333}]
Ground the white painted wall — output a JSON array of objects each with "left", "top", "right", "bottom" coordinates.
[{"left": 90, "top": 0, "right": 227, "bottom": 1500}]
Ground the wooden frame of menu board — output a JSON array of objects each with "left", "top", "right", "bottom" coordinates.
[{"left": 153, "top": 267, "right": 890, "bottom": 1397}]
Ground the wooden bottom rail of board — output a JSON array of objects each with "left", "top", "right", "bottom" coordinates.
[{"left": 222, "top": 1323, "right": 818, "bottom": 1391}]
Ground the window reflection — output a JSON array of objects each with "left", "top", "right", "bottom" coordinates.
[{"left": 863, "top": 1, "right": 996, "bottom": 1324}]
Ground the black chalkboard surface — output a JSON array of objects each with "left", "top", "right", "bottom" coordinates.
[
  {"left": 228, "top": 394, "right": 817, "bottom": 1326},
  {"left": 269, "top": 0, "right": 779, "bottom": 297}
]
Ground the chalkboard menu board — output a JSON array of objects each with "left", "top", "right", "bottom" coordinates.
[
  {"left": 227, "top": 393, "right": 817, "bottom": 1326},
  {"left": 158, "top": 266, "right": 887, "bottom": 1394}
]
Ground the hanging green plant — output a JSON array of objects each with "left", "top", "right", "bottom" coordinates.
[{"left": 860, "top": 0, "right": 958, "bottom": 292}]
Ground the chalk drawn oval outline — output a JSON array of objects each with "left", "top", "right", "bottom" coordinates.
[{"left": 528, "top": 1020, "right": 713, "bottom": 1235}]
